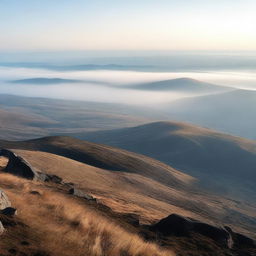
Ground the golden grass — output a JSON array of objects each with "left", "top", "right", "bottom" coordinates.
[
  {"left": 11, "top": 149, "right": 203, "bottom": 223},
  {"left": 0, "top": 173, "right": 174, "bottom": 256},
  {"left": 0, "top": 156, "right": 8, "bottom": 170},
  {"left": 12, "top": 149, "right": 256, "bottom": 237}
]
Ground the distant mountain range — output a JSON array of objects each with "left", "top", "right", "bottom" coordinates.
[{"left": 11, "top": 78, "right": 83, "bottom": 84}]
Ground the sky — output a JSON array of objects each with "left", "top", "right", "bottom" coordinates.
[{"left": 0, "top": 0, "right": 256, "bottom": 51}]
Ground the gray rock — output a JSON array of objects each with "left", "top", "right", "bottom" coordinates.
[
  {"left": 69, "top": 188, "right": 95, "bottom": 201},
  {"left": 45, "top": 174, "right": 63, "bottom": 184},
  {"left": 0, "top": 190, "right": 11, "bottom": 210},
  {"left": 37, "top": 172, "right": 49, "bottom": 182},
  {"left": 37, "top": 172, "right": 63, "bottom": 184}
]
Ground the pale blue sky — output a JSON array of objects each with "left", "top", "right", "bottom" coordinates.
[{"left": 0, "top": 0, "right": 255, "bottom": 51}]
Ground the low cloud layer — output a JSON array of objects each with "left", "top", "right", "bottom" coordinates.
[{"left": 0, "top": 66, "right": 256, "bottom": 106}]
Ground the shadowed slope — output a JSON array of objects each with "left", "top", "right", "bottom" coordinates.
[
  {"left": 0, "top": 173, "right": 173, "bottom": 256},
  {"left": 79, "top": 121, "right": 256, "bottom": 200},
  {"left": 0, "top": 136, "right": 194, "bottom": 188},
  {"left": 164, "top": 89, "right": 256, "bottom": 139}
]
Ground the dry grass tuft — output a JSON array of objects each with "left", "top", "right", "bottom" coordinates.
[
  {"left": 0, "top": 156, "right": 8, "bottom": 171},
  {"left": 0, "top": 173, "right": 174, "bottom": 256}
]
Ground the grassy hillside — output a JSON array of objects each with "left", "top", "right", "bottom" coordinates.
[
  {"left": 0, "top": 94, "right": 161, "bottom": 140},
  {"left": 0, "top": 136, "right": 255, "bottom": 239},
  {"left": 0, "top": 173, "right": 172, "bottom": 256},
  {"left": 0, "top": 136, "right": 194, "bottom": 188},
  {"left": 80, "top": 121, "right": 256, "bottom": 201}
]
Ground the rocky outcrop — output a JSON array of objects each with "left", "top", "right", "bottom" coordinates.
[
  {"left": 69, "top": 188, "right": 96, "bottom": 201},
  {"left": 0, "top": 149, "right": 40, "bottom": 180},
  {"left": 45, "top": 174, "right": 62, "bottom": 184},
  {"left": 150, "top": 214, "right": 255, "bottom": 249},
  {"left": 0, "top": 149, "right": 67, "bottom": 185},
  {"left": 0, "top": 190, "right": 11, "bottom": 210},
  {"left": 36, "top": 172, "right": 63, "bottom": 184}
]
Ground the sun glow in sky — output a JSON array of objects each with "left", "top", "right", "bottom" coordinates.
[{"left": 0, "top": 0, "right": 256, "bottom": 51}]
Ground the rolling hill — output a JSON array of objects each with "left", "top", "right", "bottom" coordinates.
[
  {"left": 0, "top": 108, "right": 57, "bottom": 140},
  {"left": 164, "top": 89, "right": 256, "bottom": 139},
  {"left": 0, "top": 94, "right": 162, "bottom": 140},
  {"left": 129, "top": 78, "right": 233, "bottom": 94},
  {"left": 79, "top": 121, "right": 256, "bottom": 201},
  {"left": 0, "top": 136, "right": 194, "bottom": 188}
]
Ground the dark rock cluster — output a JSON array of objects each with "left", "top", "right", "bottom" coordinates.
[
  {"left": 150, "top": 214, "right": 255, "bottom": 249},
  {"left": 69, "top": 188, "right": 96, "bottom": 201}
]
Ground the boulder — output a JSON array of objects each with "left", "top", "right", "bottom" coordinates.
[
  {"left": 193, "top": 220, "right": 231, "bottom": 247},
  {"left": 151, "top": 214, "right": 232, "bottom": 248},
  {"left": 37, "top": 172, "right": 49, "bottom": 182},
  {"left": 151, "top": 214, "right": 193, "bottom": 236},
  {"left": 69, "top": 188, "right": 96, "bottom": 201},
  {"left": 0, "top": 207, "right": 17, "bottom": 216},
  {"left": 36, "top": 172, "right": 63, "bottom": 184},
  {"left": 0, "top": 190, "right": 11, "bottom": 210},
  {"left": 0, "top": 149, "right": 40, "bottom": 180}
]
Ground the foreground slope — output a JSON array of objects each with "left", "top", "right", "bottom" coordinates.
[
  {"left": 0, "top": 136, "right": 255, "bottom": 240},
  {"left": 80, "top": 121, "right": 256, "bottom": 201},
  {"left": 0, "top": 173, "right": 172, "bottom": 256}
]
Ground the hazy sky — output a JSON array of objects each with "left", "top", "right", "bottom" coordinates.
[{"left": 1, "top": 0, "right": 256, "bottom": 51}]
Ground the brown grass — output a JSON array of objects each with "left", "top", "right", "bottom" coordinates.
[
  {"left": 0, "top": 156, "right": 8, "bottom": 171},
  {"left": 0, "top": 173, "right": 174, "bottom": 256},
  {"left": 11, "top": 150, "right": 207, "bottom": 222},
  {"left": 10, "top": 149, "right": 256, "bottom": 240}
]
